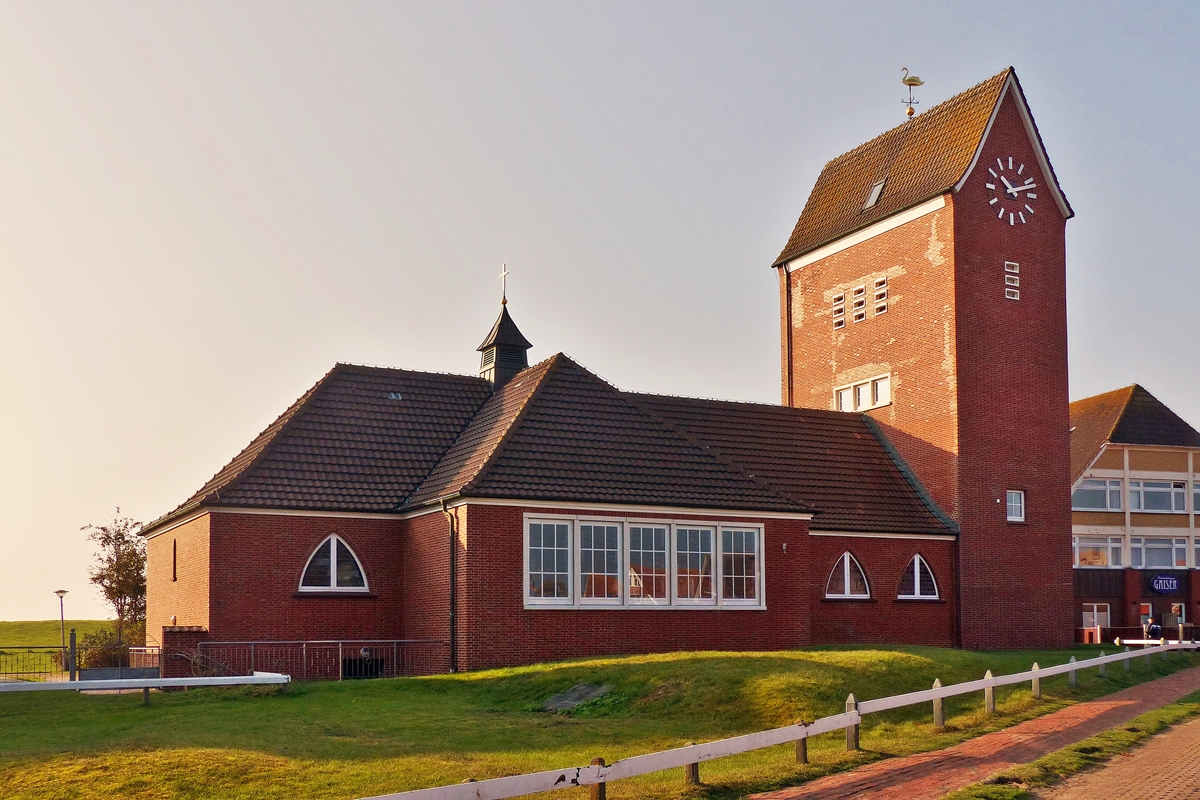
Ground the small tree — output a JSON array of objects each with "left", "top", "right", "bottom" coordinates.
[{"left": 83, "top": 509, "right": 146, "bottom": 645}]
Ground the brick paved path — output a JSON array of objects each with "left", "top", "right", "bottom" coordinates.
[
  {"left": 1038, "top": 714, "right": 1200, "bottom": 799},
  {"left": 751, "top": 664, "right": 1200, "bottom": 800}
]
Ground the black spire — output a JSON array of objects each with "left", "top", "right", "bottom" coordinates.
[{"left": 477, "top": 304, "right": 532, "bottom": 388}]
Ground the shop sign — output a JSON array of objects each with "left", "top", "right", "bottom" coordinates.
[{"left": 1152, "top": 574, "right": 1180, "bottom": 594}]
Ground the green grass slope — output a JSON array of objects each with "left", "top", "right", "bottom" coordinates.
[
  {"left": 0, "top": 644, "right": 1194, "bottom": 800},
  {"left": 0, "top": 620, "right": 111, "bottom": 647}
]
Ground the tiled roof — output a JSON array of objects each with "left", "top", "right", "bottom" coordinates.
[
  {"left": 143, "top": 364, "right": 492, "bottom": 533},
  {"left": 774, "top": 68, "right": 1049, "bottom": 266},
  {"left": 146, "top": 354, "right": 957, "bottom": 535},
  {"left": 633, "top": 395, "right": 953, "bottom": 534},
  {"left": 409, "top": 355, "right": 808, "bottom": 513},
  {"left": 1070, "top": 385, "right": 1200, "bottom": 479}
]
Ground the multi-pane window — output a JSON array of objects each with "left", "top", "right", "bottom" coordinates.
[
  {"left": 1073, "top": 536, "right": 1123, "bottom": 568},
  {"left": 1130, "top": 481, "right": 1187, "bottom": 512},
  {"left": 1072, "top": 479, "right": 1122, "bottom": 511},
  {"left": 873, "top": 276, "right": 888, "bottom": 316},
  {"left": 1081, "top": 603, "right": 1110, "bottom": 628},
  {"left": 1130, "top": 537, "right": 1187, "bottom": 569},
  {"left": 1006, "top": 490, "right": 1025, "bottom": 522},
  {"left": 826, "top": 552, "right": 870, "bottom": 599},
  {"left": 579, "top": 524, "right": 621, "bottom": 601},
  {"left": 526, "top": 519, "right": 762, "bottom": 608},
  {"left": 676, "top": 527, "right": 716, "bottom": 604},
  {"left": 628, "top": 526, "right": 668, "bottom": 603},
  {"left": 834, "top": 374, "right": 891, "bottom": 412},
  {"left": 897, "top": 555, "right": 939, "bottom": 599},
  {"left": 528, "top": 521, "right": 571, "bottom": 601},
  {"left": 299, "top": 535, "right": 368, "bottom": 592},
  {"left": 1004, "top": 261, "right": 1020, "bottom": 300},
  {"left": 720, "top": 529, "right": 759, "bottom": 603}
]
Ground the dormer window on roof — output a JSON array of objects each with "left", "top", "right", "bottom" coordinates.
[{"left": 863, "top": 179, "right": 887, "bottom": 210}]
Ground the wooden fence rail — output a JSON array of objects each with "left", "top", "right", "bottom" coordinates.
[{"left": 360, "top": 640, "right": 1198, "bottom": 800}]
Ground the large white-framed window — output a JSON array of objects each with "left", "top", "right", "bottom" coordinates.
[
  {"left": 527, "top": 520, "right": 573, "bottom": 604},
  {"left": 1072, "top": 479, "right": 1122, "bottom": 511},
  {"left": 299, "top": 534, "right": 369, "bottom": 592},
  {"left": 1006, "top": 490, "right": 1025, "bottom": 522},
  {"left": 1130, "top": 537, "right": 1188, "bottom": 569},
  {"left": 826, "top": 552, "right": 870, "bottom": 599},
  {"left": 834, "top": 374, "right": 891, "bottom": 412},
  {"left": 1073, "top": 536, "right": 1124, "bottom": 568},
  {"left": 1130, "top": 481, "right": 1187, "bottom": 513},
  {"left": 1081, "top": 603, "right": 1110, "bottom": 628},
  {"left": 720, "top": 528, "right": 760, "bottom": 605},
  {"left": 628, "top": 525, "right": 669, "bottom": 604},
  {"left": 897, "top": 554, "right": 939, "bottom": 599},
  {"left": 675, "top": 527, "right": 717, "bottom": 606},
  {"left": 524, "top": 517, "right": 764, "bottom": 609}
]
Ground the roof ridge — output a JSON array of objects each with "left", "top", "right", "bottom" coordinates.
[
  {"left": 1106, "top": 385, "right": 1140, "bottom": 444},
  {"left": 456, "top": 354, "right": 564, "bottom": 496},
  {"left": 620, "top": 388, "right": 813, "bottom": 512},
  {"left": 333, "top": 361, "right": 486, "bottom": 383}
]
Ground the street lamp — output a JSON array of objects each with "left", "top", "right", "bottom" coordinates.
[{"left": 54, "top": 590, "right": 67, "bottom": 673}]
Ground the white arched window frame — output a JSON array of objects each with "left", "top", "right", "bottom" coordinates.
[
  {"left": 825, "top": 552, "right": 870, "bottom": 599},
  {"left": 897, "top": 554, "right": 939, "bottom": 600},
  {"left": 298, "top": 534, "right": 369, "bottom": 593}
]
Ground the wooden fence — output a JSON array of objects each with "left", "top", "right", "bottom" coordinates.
[{"left": 360, "top": 639, "right": 1198, "bottom": 800}]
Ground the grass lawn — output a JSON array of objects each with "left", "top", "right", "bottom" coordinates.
[
  {"left": 0, "top": 621, "right": 113, "bottom": 648},
  {"left": 1, "top": 644, "right": 1196, "bottom": 799}
]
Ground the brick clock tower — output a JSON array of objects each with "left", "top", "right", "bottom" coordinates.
[{"left": 774, "top": 68, "right": 1074, "bottom": 649}]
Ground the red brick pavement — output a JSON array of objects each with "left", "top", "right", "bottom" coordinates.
[{"left": 751, "top": 665, "right": 1200, "bottom": 800}]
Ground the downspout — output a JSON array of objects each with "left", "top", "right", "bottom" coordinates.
[
  {"left": 778, "top": 264, "right": 794, "bottom": 407},
  {"left": 440, "top": 499, "right": 458, "bottom": 673}
]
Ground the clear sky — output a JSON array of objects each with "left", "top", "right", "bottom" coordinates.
[{"left": 2, "top": 2, "right": 1197, "bottom": 620}]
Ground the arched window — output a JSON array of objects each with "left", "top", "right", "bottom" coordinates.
[
  {"left": 826, "top": 552, "right": 869, "bottom": 599},
  {"left": 898, "top": 555, "right": 939, "bottom": 599},
  {"left": 299, "top": 535, "right": 368, "bottom": 592}
]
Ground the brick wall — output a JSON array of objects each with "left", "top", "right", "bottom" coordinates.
[
  {"left": 453, "top": 504, "right": 812, "bottom": 671},
  {"left": 401, "top": 508, "right": 453, "bottom": 672},
  {"left": 205, "top": 512, "right": 406, "bottom": 641},
  {"left": 146, "top": 513, "right": 211, "bottom": 645},
  {"left": 160, "top": 626, "right": 209, "bottom": 679},
  {"left": 951, "top": 91, "right": 1073, "bottom": 649},
  {"left": 785, "top": 202, "right": 962, "bottom": 518},
  {"left": 808, "top": 534, "right": 957, "bottom": 646}
]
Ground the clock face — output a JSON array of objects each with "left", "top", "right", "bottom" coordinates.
[{"left": 985, "top": 156, "right": 1038, "bottom": 225}]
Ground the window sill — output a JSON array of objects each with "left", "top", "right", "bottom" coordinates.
[
  {"left": 292, "top": 592, "right": 377, "bottom": 599},
  {"left": 822, "top": 597, "right": 874, "bottom": 603},
  {"left": 895, "top": 597, "right": 946, "bottom": 603},
  {"left": 522, "top": 602, "right": 766, "bottom": 611}
]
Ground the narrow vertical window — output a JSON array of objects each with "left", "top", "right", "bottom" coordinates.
[
  {"left": 172, "top": 539, "right": 177, "bottom": 582},
  {"left": 527, "top": 521, "right": 572, "bottom": 602},
  {"left": 628, "top": 526, "right": 668, "bottom": 603},
  {"left": 1006, "top": 490, "right": 1025, "bottom": 522},
  {"left": 676, "top": 527, "right": 715, "bottom": 604},
  {"left": 720, "top": 529, "right": 759, "bottom": 603},
  {"left": 580, "top": 523, "right": 621, "bottom": 602}
]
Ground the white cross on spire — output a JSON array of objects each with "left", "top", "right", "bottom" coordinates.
[{"left": 500, "top": 263, "right": 509, "bottom": 305}]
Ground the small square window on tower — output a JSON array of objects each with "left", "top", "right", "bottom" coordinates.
[
  {"left": 1004, "top": 261, "right": 1020, "bottom": 273},
  {"left": 852, "top": 311, "right": 866, "bottom": 323},
  {"left": 1006, "top": 490, "right": 1026, "bottom": 522},
  {"left": 1005, "top": 275, "right": 1020, "bottom": 287},
  {"left": 873, "top": 276, "right": 888, "bottom": 289},
  {"left": 1005, "top": 288, "right": 1020, "bottom": 301},
  {"left": 852, "top": 286, "right": 866, "bottom": 297}
]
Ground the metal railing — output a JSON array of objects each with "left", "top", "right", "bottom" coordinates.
[
  {"left": 195, "top": 639, "right": 447, "bottom": 680},
  {"left": 360, "top": 640, "right": 1198, "bottom": 800},
  {"left": 0, "top": 644, "right": 160, "bottom": 682}
]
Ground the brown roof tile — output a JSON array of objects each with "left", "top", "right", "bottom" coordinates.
[
  {"left": 774, "top": 68, "right": 1047, "bottom": 266},
  {"left": 634, "top": 395, "right": 953, "bottom": 534},
  {"left": 143, "top": 364, "right": 492, "bottom": 533},
  {"left": 1070, "top": 385, "right": 1200, "bottom": 479}
]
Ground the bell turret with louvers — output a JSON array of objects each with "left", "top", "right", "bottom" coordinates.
[{"left": 477, "top": 303, "right": 532, "bottom": 388}]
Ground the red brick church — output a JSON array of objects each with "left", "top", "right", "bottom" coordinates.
[{"left": 143, "top": 67, "right": 1077, "bottom": 672}]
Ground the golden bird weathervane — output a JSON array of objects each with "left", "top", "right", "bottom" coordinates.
[{"left": 901, "top": 67, "right": 924, "bottom": 118}]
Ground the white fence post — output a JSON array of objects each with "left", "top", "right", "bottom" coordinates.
[
  {"left": 1098, "top": 651, "right": 1107, "bottom": 678},
  {"left": 1031, "top": 662, "right": 1041, "bottom": 699},
  {"left": 932, "top": 679, "right": 944, "bottom": 728},
  {"left": 983, "top": 670, "right": 995, "bottom": 714},
  {"left": 1068, "top": 656, "right": 1077, "bottom": 688},
  {"left": 845, "top": 694, "right": 859, "bottom": 751},
  {"left": 1124, "top": 645, "right": 1131, "bottom": 672}
]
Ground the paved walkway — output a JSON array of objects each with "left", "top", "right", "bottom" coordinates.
[
  {"left": 751, "top": 664, "right": 1200, "bottom": 800},
  {"left": 1038, "top": 714, "right": 1200, "bottom": 799}
]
